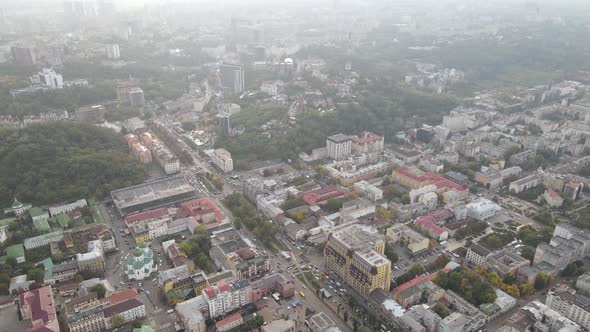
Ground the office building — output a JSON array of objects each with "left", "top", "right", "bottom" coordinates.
[
  {"left": 219, "top": 64, "right": 244, "bottom": 97},
  {"left": 324, "top": 224, "right": 391, "bottom": 298},
  {"left": 353, "top": 180, "right": 383, "bottom": 201},
  {"left": 326, "top": 134, "right": 352, "bottom": 160}
]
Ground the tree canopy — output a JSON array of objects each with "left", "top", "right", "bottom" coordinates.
[{"left": 0, "top": 123, "right": 145, "bottom": 207}]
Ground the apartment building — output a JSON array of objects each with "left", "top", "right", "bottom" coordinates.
[
  {"left": 326, "top": 134, "right": 352, "bottom": 160},
  {"left": 546, "top": 287, "right": 590, "bottom": 330},
  {"left": 324, "top": 224, "right": 391, "bottom": 298},
  {"left": 210, "top": 148, "right": 234, "bottom": 173}
]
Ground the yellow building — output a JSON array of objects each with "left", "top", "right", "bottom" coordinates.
[{"left": 324, "top": 224, "right": 391, "bottom": 298}]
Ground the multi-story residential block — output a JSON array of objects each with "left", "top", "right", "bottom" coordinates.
[
  {"left": 546, "top": 287, "right": 590, "bottom": 330},
  {"left": 202, "top": 279, "right": 252, "bottom": 318},
  {"left": 53, "top": 260, "right": 79, "bottom": 283},
  {"left": 210, "top": 231, "right": 271, "bottom": 280},
  {"left": 509, "top": 173, "right": 542, "bottom": 193},
  {"left": 77, "top": 240, "right": 105, "bottom": 274},
  {"left": 391, "top": 275, "right": 445, "bottom": 308},
  {"left": 65, "top": 292, "right": 100, "bottom": 314},
  {"left": 324, "top": 224, "right": 391, "bottom": 298},
  {"left": 400, "top": 303, "right": 441, "bottom": 332},
  {"left": 326, "top": 134, "right": 352, "bottom": 160},
  {"left": 210, "top": 148, "right": 234, "bottom": 173},
  {"left": 64, "top": 223, "right": 116, "bottom": 252},
  {"left": 386, "top": 223, "right": 429, "bottom": 255},
  {"left": 353, "top": 180, "right": 383, "bottom": 201},
  {"left": 351, "top": 131, "right": 384, "bottom": 154},
  {"left": 49, "top": 199, "right": 87, "bottom": 217},
  {"left": 216, "top": 313, "right": 243, "bottom": 332},
  {"left": 368, "top": 288, "right": 406, "bottom": 328},
  {"left": 176, "top": 296, "right": 207, "bottom": 332},
  {"left": 103, "top": 298, "right": 146, "bottom": 329},
  {"left": 67, "top": 306, "right": 105, "bottom": 332}
]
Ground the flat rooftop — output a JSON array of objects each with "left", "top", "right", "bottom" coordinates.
[{"left": 111, "top": 176, "right": 194, "bottom": 212}]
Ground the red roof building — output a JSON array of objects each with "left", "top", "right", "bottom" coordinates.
[
  {"left": 216, "top": 313, "right": 244, "bottom": 332},
  {"left": 392, "top": 166, "right": 468, "bottom": 193},
  {"left": 176, "top": 198, "right": 223, "bottom": 223},
  {"left": 100, "top": 288, "right": 138, "bottom": 306},
  {"left": 414, "top": 209, "right": 453, "bottom": 241},
  {"left": 125, "top": 208, "right": 170, "bottom": 227},
  {"left": 302, "top": 186, "right": 345, "bottom": 206},
  {"left": 19, "top": 286, "right": 60, "bottom": 332}
]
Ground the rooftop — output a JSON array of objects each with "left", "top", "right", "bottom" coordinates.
[
  {"left": 111, "top": 176, "right": 194, "bottom": 213},
  {"left": 327, "top": 133, "right": 351, "bottom": 143},
  {"left": 102, "top": 297, "right": 143, "bottom": 318}
]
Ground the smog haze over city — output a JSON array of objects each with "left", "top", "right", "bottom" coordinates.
[{"left": 2, "top": 0, "right": 590, "bottom": 332}]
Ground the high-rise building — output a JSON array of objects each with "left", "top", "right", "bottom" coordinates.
[
  {"left": 129, "top": 87, "right": 145, "bottom": 107},
  {"left": 38, "top": 68, "right": 64, "bottom": 89},
  {"left": 326, "top": 134, "right": 352, "bottom": 160},
  {"left": 218, "top": 113, "right": 231, "bottom": 136},
  {"left": 105, "top": 43, "right": 120, "bottom": 59},
  {"left": 219, "top": 64, "right": 244, "bottom": 97},
  {"left": 11, "top": 45, "right": 36, "bottom": 65},
  {"left": 324, "top": 224, "right": 391, "bottom": 298}
]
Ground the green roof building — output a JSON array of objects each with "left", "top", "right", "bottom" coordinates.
[
  {"left": 33, "top": 219, "right": 51, "bottom": 233},
  {"left": 0, "top": 217, "right": 16, "bottom": 228},
  {"left": 29, "top": 207, "right": 49, "bottom": 222},
  {"left": 127, "top": 243, "right": 156, "bottom": 281},
  {"left": 6, "top": 244, "right": 25, "bottom": 263},
  {"left": 41, "top": 257, "right": 54, "bottom": 283},
  {"left": 55, "top": 214, "right": 71, "bottom": 228}
]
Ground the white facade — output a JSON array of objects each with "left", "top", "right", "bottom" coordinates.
[
  {"left": 148, "top": 219, "right": 168, "bottom": 239},
  {"left": 203, "top": 282, "right": 251, "bottom": 318},
  {"left": 211, "top": 148, "right": 234, "bottom": 173},
  {"left": 326, "top": 134, "right": 352, "bottom": 160},
  {"left": 37, "top": 68, "right": 63, "bottom": 89},
  {"left": 163, "top": 159, "right": 181, "bottom": 174},
  {"left": 49, "top": 199, "right": 87, "bottom": 217},
  {"left": 105, "top": 302, "right": 146, "bottom": 329},
  {"left": 105, "top": 44, "right": 120, "bottom": 59},
  {"left": 466, "top": 198, "right": 502, "bottom": 221},
  {"left": 24, "top": 231, "right": 64, "bottom": 249},
  {"left": 546, "top": 289, "right": 590, "bottom": 330},
  {"left": 0, "top": 227, "right": 6, "bottom": 243},
  {"left": 127, "top": 244, "right": 157, "bottom": 281},
  {"left": 353, "top": 180, "right": 383, "bottom": 201}
]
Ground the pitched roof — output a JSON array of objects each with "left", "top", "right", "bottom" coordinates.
[
  {"left": 102, "top": 298, "right": 143, "bottom": 318},
  {"left": 101, "top": 288, "right": 138, "bottom": 305}
]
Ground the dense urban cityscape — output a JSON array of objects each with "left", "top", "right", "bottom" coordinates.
[{"left": 1, "top": 0, "right": 590, "bottom": 331}]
